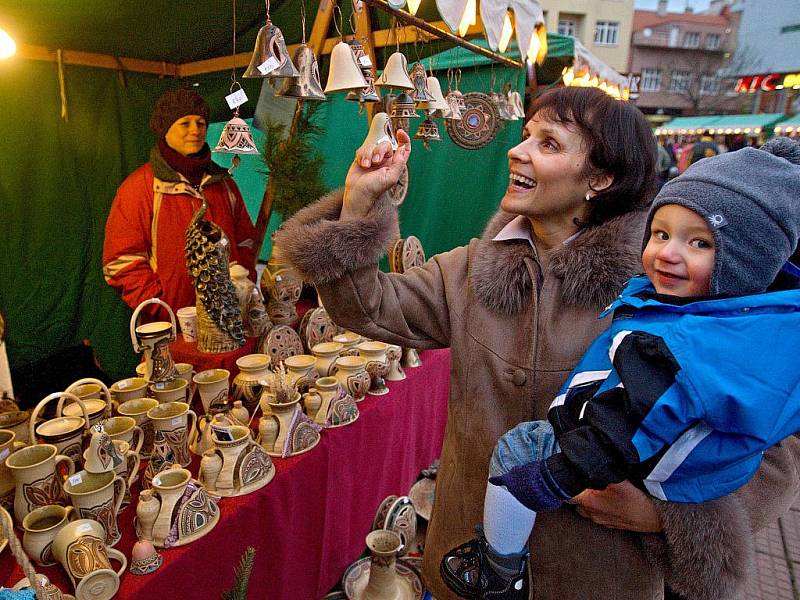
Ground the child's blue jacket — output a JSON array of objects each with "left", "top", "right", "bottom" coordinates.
[{"left": 546, "top": 274, "right": 800, "bottom": 503}]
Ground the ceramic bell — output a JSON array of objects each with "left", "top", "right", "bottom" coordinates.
[
  {"left": 425, "top": 76, "right": 450, "bottom": 114},
  {"left": 83, "top": 431, "right": 125, "bottom": 474},
  {"left": 244, "top": 19, "right": 300, "bottom": 79},
  {"left": 375, "top": 52, "right": 414, "bottom": 90},
  {"left": 324, "top": 41, "right": 368, "bottom": 94},
  {"left": 409, "top": 62, "right": 435, "bottom": 103},
  {"left": 362, "top": 112, "right": 398, "bottom": 151},
  {"left": 509, "top": 91, "right": 526, "bottom": 118},
  {"left": 130, "top": 538, "right": 163, "bottom": 575},
  {"left": 346, "top": 41, "right": 380, "bottom": 105},
  {"left": 389, "top": 92, "right": 420, "bottom": 119},
  {"left": 213, "top": 109, "right": 261, "bottom": 155},
  {"left": 277, "top": 44, "right": 326, "bottom": 101},
  {"left": 444, "top": 92, "right": 463, "bottom": 120},
  {"left": 415, "top": 117, "right": 441, "bottom": 147}
]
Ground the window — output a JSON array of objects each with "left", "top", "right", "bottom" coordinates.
[
  {"left": 682, "top": 32, "right": 700, "bottom": 48},
  {"left": 670, "top": 71, "right": 692, "bottom": 93},
  {"left": 668, "top": 25, "right": 680, "bottom": 47},
  {"left": 594, "top": 21, "right": 620, "bottom": 46},
  {"left": 558, "top": 19, "right": 577, "bottom": 37},
  {"left": 705, "top": 34, "right": 721, "bottom": 49},
  {"left": 641, "top": 68, "right": 662, "bottom": 92},
  {"left": 699, "top": 74, "right": 721, "bottom": 95}
]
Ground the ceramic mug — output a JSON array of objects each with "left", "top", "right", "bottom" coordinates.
[
  {"left": 0, "top": 428, "right": 26, "bottom": 512},
  {"left": 193, "top": 369, "right": 230, "bottom": 414},
  {"left": 176, "top": 306, "right": 198, "bottom": 342},
  {"left": 63, "top": 470, "right": 125, "bottom": 547},
  {"left": 109, "top": 377, "right": 148, "bottom": 404},
  {"left": 53, "top": 518, "right": 127, "bottom": 600},
  {"left": 112, "top": 440, "right": 140, "bottom": 511},
  {"left": 147, "top": 401, "right": 197, "bottom": 467},
  {"left": 116, "top": 397, "right": 158, "bottom": 457},
  {"left": 98, "top": 415, "right": 143, "bottom": 455},
  {"left": 149, "top": 377, "right": 189, "bottom": 404},
  {"left": 6, "top": 443, "right": 75, "bottom": 521},
  {"left": 22, "top": 504, "right": 76, "bottom": 566}
]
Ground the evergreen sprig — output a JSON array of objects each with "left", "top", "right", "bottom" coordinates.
[
  {"left": 261, "top": 102, "right": 328, "bottom": 219},
  {"left": 221, "top": 546, "right": 256, "bottom": 600}
]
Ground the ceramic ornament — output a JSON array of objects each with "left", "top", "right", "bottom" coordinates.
[
  {"left": 213, "top": 109, "right": 261, "bottom": 156},
  {"left": 345, "top": 39, "right": 380, "bottom": 104},
  {"left": 444, "top": 92, "right": 463, "bottom": 120},
  {"left": 129, "top": 538, "right": 163, "bottom": 576},
  {"left": 390, "top": 92, "right": 420, "bottom": 120},
  {"left": 277, "top": 44, "right": 326, "bottom": 101},
  {"left": 244, "top": 19, "right": 300, "bottom": 79},
  {"left": 376, "top": 52, "right": 414, "bottom": 90},
  {"left": 445, "top": 92, "right": 502, "bottom": 150},
  {"left": 362, "top": 112, "right": 399, "bottom": 152},
  {"left": 425, "top": 76, "right": 450, "bottom": 114},
  {"left": 409, "top": 62, "right": 435, "bottom": 103},
  {"left": 415, "top": 116, "right": 442, "bottom": 149},
  {"left": 324, "top": 42, "right": 368, "bottom": 93},
  {"left": 130, "top": 299, "right": 178, "bottom": 384}
]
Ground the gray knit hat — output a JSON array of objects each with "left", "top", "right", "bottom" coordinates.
[
  {"left": 644, "top": 137, "right": 800, "bottom": 295},
  {"left": 149, "top": 88, "right": 210, "bottom": 139}
]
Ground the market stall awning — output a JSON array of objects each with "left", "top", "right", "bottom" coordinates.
[
  {"left": 655, "top": 113, "right": 786, "bottom": 135},
  {"left": 774, "top": 114, "right": 800, "bottom": 135}
]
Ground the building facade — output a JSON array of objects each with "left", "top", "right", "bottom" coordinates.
[
  {"left": 539, "top": 0, "right": 634, "bottom": 74},
  {"left": 628, "top": 0, "right": 744, "bottom": 119}
]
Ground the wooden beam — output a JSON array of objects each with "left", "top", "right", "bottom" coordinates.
[
  {"left": 308, "top": 0, "right": 336, "bottom": 56},
  {"left": 17, "top": 44, "right": 179, "bottom": 77}
]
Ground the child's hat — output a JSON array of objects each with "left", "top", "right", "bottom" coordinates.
[{"left": 645, "top": 137, "right": 800, "bottom": 295}]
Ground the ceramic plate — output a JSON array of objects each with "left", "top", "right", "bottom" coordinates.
[
  {"left": 342, "top": 557, "right": 424, "bottom": 600},
  {"left": 408, "top": 477, "right": 436, "bottom": 521}
]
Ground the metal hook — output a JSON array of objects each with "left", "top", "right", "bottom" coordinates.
[{"left": 333, "top": 4, "right": 344, "bottom": 39}]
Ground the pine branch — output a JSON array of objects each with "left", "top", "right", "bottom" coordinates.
[{"left": 221, "top": 546, "right": 256, "bottom": 600}]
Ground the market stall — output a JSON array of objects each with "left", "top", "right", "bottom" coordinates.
[{"left": 654, "top": 113, "right": 786, "bottom": 138}]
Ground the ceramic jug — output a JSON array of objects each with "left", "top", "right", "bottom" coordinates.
[
  {"left": 63, "top": 469, "right": 126, "bottom": 546},
  {"left": 231, "top": 354, "right": 270, "bottom": 415},
  {"left": 98, "top": 415, "right": 143, "bottom": 456},
  {"left": 22, "top": 504, "right": 76, "bottom": 566},
  {"left": 6, "top": 443, "right": 75, "bottom": 521},
  {"left": 64, "top": 378, "right": 115, "bottom": 425},
  {"left": 116, "top": 397, "right": 158, "bottom": 457},
  {"left": 334, "top": 356, "right": 372, "bottom": 402},
  {"left": 130, "top": 298, "right": 178, "bottom": 384},
  {"left": 363, "top": 529, "right": 404, "bottom": 600},
  {"left": 193, "top": 368, "right": 230, "bottom": 414},
  {"left": 147, "top": 402, "right": 197, "bottom": 467},
  {"left": 333, "top": 331, "right": 363, "bottom": 357},
  {"left": 109, "top": 377, "right": 148, "bottom": 405},
  {"left": 149, "top": 377, "right": 189, "bottom": 404},
  {"left": 258, "top": 393, "right": 321, "bottom": 458},
  {"left": 111, "top": 439, "right": 140, "bottom": 511},
  {"left": 29, "top": 391, "right": 90, "bottom": 466},
  {"left": 303, "top": 377, "right": 358, "bottom": 428}
]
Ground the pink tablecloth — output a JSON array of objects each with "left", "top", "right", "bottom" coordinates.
[{"left": 0, "top": 348, "right": 450, "bottom": 599}]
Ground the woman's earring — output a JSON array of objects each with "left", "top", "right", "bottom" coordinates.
[{"left": 585, "top": 191, "right": 593, "bottom": 201}]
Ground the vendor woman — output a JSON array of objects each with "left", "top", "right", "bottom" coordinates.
[{"left": 103, "top": 87, "right": 257, "bottom": 320}]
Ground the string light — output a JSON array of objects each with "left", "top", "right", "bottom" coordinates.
[{"left": 0, "top": 29, "right": 16, "bottom": 59}]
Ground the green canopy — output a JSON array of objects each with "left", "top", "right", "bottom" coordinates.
[
  {"left": 656, "top": 113, "right": 786, "bottom": 135},
  {"left": 775, "top": 114, "right": 800, "bottom": 134}
]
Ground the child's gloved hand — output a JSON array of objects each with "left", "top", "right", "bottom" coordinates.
[{"left": 489, "top": 460, "right": 572, "bottom": 512}]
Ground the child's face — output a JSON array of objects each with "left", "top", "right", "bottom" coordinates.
[{"left": 642, "top": 204, "right": 716, "bottom": 297}]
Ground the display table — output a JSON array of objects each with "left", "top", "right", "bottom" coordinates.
[{"left": 0, "top": 348, "right": 450, "bottom": 599}]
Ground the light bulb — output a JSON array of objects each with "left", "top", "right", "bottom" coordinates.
[
  {"left": 407, "top": 0, "right": 422, "bottom": 15},
  {"left": 0, "top": 29, "right": 16, "bottom": 59},
  {"left": 498, "top": 13, "right": 514, "bottom": 53}
]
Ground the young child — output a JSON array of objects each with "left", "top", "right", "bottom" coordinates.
[{"left": 440, "top": 138, "right": 800, "bottom": 600}]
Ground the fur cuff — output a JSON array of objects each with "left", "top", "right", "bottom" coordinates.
[
  {"left": 273, "top": 189, "right": 398, "bottom": 284},
  {"left": 640, "top": 495, "right": 753, "bottom": 600}
]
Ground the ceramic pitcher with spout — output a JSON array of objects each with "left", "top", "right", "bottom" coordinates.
[{"left": 130, "top": 298, "right": 178, "bottom": 384}]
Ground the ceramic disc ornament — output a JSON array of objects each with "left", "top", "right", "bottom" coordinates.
[
  {"left": 445, "top": 92, "right": 501, "bottom": 150},
  {"left": 389, "top": 165, "right": 410, "bottom": 207},
  {"left": 390, "top": 236, "right": 426, "bottom": 273},
  {"left": 261, "top": 325, "right": 304, "bottom": 364}
]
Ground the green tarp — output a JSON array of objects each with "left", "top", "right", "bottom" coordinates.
[
  {"left": 775, "top": 114, "right": 800, "bottom": 134},
  {"left": 657, "top": 113, "right": 786, "bottom": 134}
]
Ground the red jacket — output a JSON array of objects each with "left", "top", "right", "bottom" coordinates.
[{"left": 103, "top": 148, "right": 257, "bottom": 320}]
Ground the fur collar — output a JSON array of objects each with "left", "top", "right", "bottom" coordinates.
[{"left": 471, "top": 209, "right": 646, "bottom": 314}]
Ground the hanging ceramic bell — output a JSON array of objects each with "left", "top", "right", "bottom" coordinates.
[
  {"left": 490, "top": 92, "right": 513, "bottom": 121},
  {"left": 375, "top": 52, "right": 414, "bottom": 90},
  {"left": 409, "top": 62, "right": 435, "bottom": 103},
  {"left": 425, "top": 76, "right": 450, "bottom": 116},
  {"left": 324, "top": 41, "right": 368, "bottom": 93},
  {"left": 362, "top": 112, "right": 398, "bottom": 151},
  {"left": 444, "top": 92, "right": 463, "bottom": 120},
  {"left": 509, "top": 91, "right": 526, "bottom": 118},
  {"left": 344, "top": 40, "right": 380, "bottom": 103},
  {"left": 415, "top": 116, "right": 441, "bottom": 149},
  {"left": 389, "top": 92, "right": 420, "bottom": 119},
  {"left": 277, "top": 45, "right": 326, "bottom": 101},
  {"left": 213, "top": 110, "right": 261, "bottom": 155},
  {"left": 244, "top": 19, "right": 300, "bottom": 79}
]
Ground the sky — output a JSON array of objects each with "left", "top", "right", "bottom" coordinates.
[{"left": 634, "top": 0, "right": 712, "bottom": 11}]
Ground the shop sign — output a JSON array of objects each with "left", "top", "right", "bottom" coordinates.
[{"left": 735, "top": 72, "right": 800, "bottom": 93}]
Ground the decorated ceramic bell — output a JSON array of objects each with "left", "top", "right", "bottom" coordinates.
[
  {"left": 244, "top": 19, "right": 300, "bottom": 79},
  {"left": 415, "top": 117, "right": 441, "bottom": 148},
  {"left": 130, "top": 538, "right": 162, "bottom": 576},
  {"left": 277, "top": 45, "right": 326, "bottom": 101},
  {"left": 324, "top": 41, "right": 368, "bottom": 94},
  {"left": 375, "top": 52, "right": 414, "bottom": 90},
  {"left": 346, "top": 41, "right": 380, "bottom": 104},
  {"left": 362, "top": 112, "right": 398, "bottom": 151},
  {"left": 409, "top": 62, "right": 434, "bottom": 103},
  {"left": 389, "top": 92, "right": 420, "bottom": 119},
  {"left": 213, "top": 109, "right": 261, "bottom": 155},
  {"left": 444, "top": 92, "right": 463, "bottom": 120}
]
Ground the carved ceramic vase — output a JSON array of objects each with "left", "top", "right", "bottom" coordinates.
[
  {"left": 284, "top": 354, "right": 319, "bottom": 393},
  {"left": 364, "top": 529, "right": 404, "bottom": 600},
  {"left": 6, "top": 443, "right": 75, "bottom": 521},
  {"left": 231, "top": 354, "right": 271, "bottom": 416},
  {"left": 384, "top": 344, "right": 406, "bottom": 381},
  {"left": 334, "top": 356, "right": 372, "bottom": 402},
  {"left": 311, "top": 342, "right": 343, "bottom": 377},
  {"left": 358, "top": 341, "right": 390, "bottom": 396}
]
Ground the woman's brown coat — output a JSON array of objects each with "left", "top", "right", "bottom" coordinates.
[{"left": 275, "top": 189, "right": 800, "bottom": 600}]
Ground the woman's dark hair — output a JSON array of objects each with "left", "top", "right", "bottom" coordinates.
[{"left": 529, "top": 87, "right": 657, "bottom": 226}]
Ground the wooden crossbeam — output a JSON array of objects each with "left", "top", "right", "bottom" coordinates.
[{"left": 17, "top": 44, "right": 179, "bottom": 77}]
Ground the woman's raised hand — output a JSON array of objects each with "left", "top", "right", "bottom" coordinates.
[{"left": 341, "top": 129, "right": 411, "bottom": 221}]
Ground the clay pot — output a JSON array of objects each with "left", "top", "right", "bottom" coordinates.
[
  {"left": 232, "top": 354, "right": 270, "bottom": 416},
  {"left": 358, "top": 341, "right": 390, "bottom": 396},
  {"left": 334, "top": 356, "right": 372, "bottom": 402}
]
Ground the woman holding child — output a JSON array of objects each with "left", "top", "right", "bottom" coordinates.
[{"left": 275, "top": 87, "right": 800, "bottom": 599}]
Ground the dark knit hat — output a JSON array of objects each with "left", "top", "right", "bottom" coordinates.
[
  {"left": 644, "top": 137, "right": 800, "bottom": 295},
  {"left": 149, "top": 88, "right": 210, "bottom": 139}
]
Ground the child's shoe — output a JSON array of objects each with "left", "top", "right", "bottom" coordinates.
[{"left": 440, "top": 530, "right": 529, "bottom": 599}]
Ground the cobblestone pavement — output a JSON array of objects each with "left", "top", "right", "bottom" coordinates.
[{"left": 747, "top": 500, "right": 800, "bottom": 599}]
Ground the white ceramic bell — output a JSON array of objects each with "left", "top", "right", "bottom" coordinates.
[
  {"left": 324, "top": 42, "right": 368, "bottom": 93},
  {"left": 509, "top": 91, "right": 526, "bottom": 118},
  {"left": 362, "top": 112, "right": 398, "bottom": 151},
  {"left": 425, "top": 76, "right": 449, "bottom": 112},
  {"left": 375, "top": 52, "right": 414, "bottom": 90},
  {"left": 244, "top": 19, "right": 300, "bottom": 79}
]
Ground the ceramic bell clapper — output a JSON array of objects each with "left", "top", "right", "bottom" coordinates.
[
  {"left": 324, "top": 41, "right": 368, "bottom": 94},
  {"left": 362, "top": 113, "right": 398, "bottom": 152},
  {"left": 375, "top": 52, "right": 414, "bottom": 90},
  {"left": 83, "top": 431, "right": 124, "bottom": 474},
  {"left": 277, "top": 44, "right": 326, "bottom": 101},
  {"left": 244, "top": 19, "right": 300, "bottom": 79},
  {"left": 130, "top": 298, "right": 178, "bottom": 384},
  {"left": 409, "top": 62, "right": 435, "bottom": 104}
]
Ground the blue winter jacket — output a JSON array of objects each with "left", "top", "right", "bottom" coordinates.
[{"left": 540, "top": 274, "right": 800, "bottom": 504}]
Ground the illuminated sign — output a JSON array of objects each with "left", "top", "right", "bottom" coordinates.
[{"left": 735, "top": 72, "right": 800, "bottom": 93}]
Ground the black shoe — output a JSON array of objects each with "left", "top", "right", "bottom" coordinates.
[{"left": 440, "top": 535, "right": 529, "bottom": 599}]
